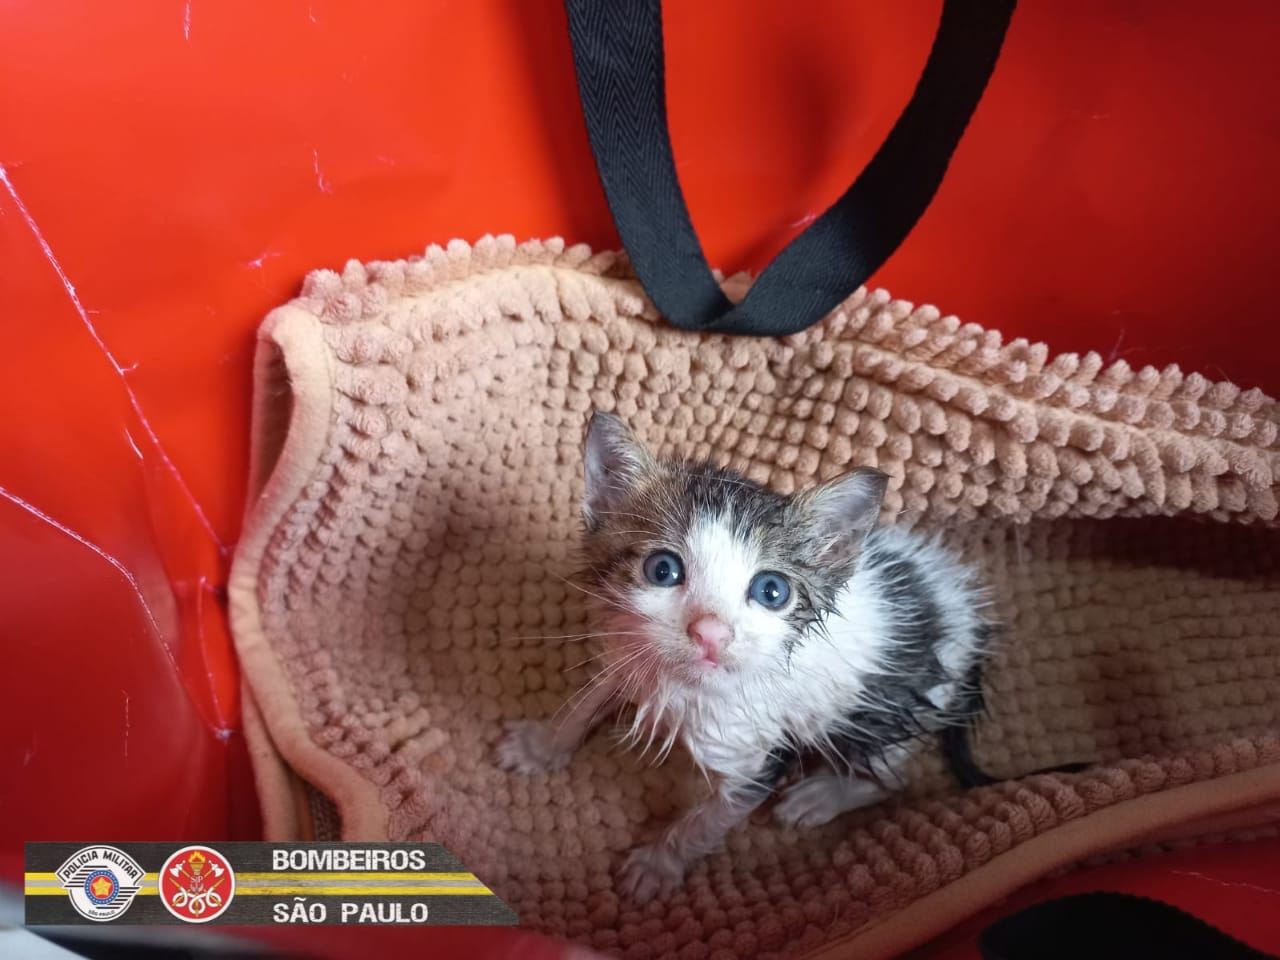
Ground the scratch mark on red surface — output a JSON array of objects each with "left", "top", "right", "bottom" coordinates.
[
  {"left": 123, "top": 429, "right": 144, "bottom": 461},
  {"left": 23, "top": 733, "right": 36, "bottom": 767},
  {"left": 247, "top": 250, "right": 282, "bottom": 269},
  {"left": 312, "top": 148, "right": 334, "bottom": 194},
  {"left": 122, "top": 689, "right": 131, "bottom": 759},
  {"left": 1170, "top": 869, "right": 1280, "bottom": 900},
  {"left": 1107, "top": 326, "right": 1127, "bottom": 364},
  {"left": 307, "top": 1, "right": 317, "bottom": 24},
  {"left": 0, "top": 484, "right": 164, "bottom": 642},
  {"left": 193, "top": 574, "right": 237, "bottom": 740},
  {"left": 184, "top": 1, "right": 192, "bottom": 41},
  {"left": 0, "top": 163, "right": 225, "bottom": 552},
  {"left": 788, "top": 212, "right": 818, "bottom": 229}
]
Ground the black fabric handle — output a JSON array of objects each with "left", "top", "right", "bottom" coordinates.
[
  {"left": 564, "top": 0, "right": 1016, "bottom": 337},
  {"left": 978, "top": 892, "right": 1278, "bottom": 960}
]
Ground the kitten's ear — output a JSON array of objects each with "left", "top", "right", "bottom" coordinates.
[
  {"left": 582, "top": 411, "right": 653, "bottom": 530},
  {"left": 794, "top": 468, "right": 889, "bottom": 566}
]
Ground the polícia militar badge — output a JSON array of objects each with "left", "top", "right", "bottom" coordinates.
[{"left": 54, "top": 846, "right": 146, "bottom": 922}]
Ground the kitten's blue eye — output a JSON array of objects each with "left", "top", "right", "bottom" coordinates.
[
  {"left": 749, "top": 572, "right": 791, "bottom": 609},
  {"left": 642, "top": 551, "right": 684, "bottom": 587}
]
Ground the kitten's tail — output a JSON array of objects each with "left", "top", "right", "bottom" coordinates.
[
  {"left": 942, "top": 663, "right": 1092, "bottom": 790},
  {"left": 940, "top": 719, "right": 999, "bottom": 789}
]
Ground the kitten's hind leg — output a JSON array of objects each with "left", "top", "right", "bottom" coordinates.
[
  {"left": 773, "top": 774, "right": 889, "bottom": 828},
  {"left": 774, "top": 744, "right": 914, "bottom": 829}
]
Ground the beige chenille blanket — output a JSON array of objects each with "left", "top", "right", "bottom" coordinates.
[{"left": 229, "top": 236, "right": 1280, "bottom": 959}]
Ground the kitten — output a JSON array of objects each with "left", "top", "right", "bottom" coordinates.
[{"left": 497, "top": 411, "right": 993, "bottom": 903}]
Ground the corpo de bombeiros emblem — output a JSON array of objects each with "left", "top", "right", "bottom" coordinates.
[
  {"left": 159, "top": 845, "right": 236, "bottom": 922},
  {"left": 55, "top": 846, "right": 146, "bottom": 922}
]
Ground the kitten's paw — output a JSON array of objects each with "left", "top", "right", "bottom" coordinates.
[
  {"left": 774, "top": 775, "right": 889, "bottom": 829},
  {"left": 495, "top": 720, "right": 572, "bottom": 775},
  {"left": 619, "top": 844, "right": 684, "bottom": 905}
]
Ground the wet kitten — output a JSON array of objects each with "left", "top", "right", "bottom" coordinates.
[{"left": 497, "top": 411, "right": 993, "bottom": 903}]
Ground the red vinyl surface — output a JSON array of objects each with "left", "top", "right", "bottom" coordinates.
[{"left": 1, "top": 1, "right": 1277, "bottom": 956}]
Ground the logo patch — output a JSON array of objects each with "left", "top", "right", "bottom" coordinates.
[
  {"left": 158, "top": 845, "right": 236, "bottom": 923},
  {"left": 55, "top": 846, "right": 145, "bottom": 922}
]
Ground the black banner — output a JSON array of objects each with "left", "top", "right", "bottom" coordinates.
[{"left": 24, "top": 842, "right": 517, "bottom": 926}]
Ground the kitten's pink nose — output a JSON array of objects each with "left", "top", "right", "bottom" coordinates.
[{"left": 687, "top": 615, "right": 732, "bottom": 662}]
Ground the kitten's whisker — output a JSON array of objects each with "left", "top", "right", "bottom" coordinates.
[
  {"left": 594, "top": 509, "right": 656, "bottom": 524},
  {"left": 701, "top": 474, "right": 761, "bottom": 491},
  {"left": 617, "top": 663, "right": 648, "bottom": 715},
  {"left": 505, "top": 630, "right": 645, "bottom": 644},
  {"left": 553, "top": 575, "right": 615, "bottom": 606},
  {"left": 695, "top": 760, "right": 714, "bottom": 791},
  {"left": 621, "top": 701, "right": 648, "bottom": 754},
  {"left": 561, "top": 636, "right": 648, "bottom": 675},
  {"left": 637, "top": 702, "right": 662, "bottom": 762},
  {"left": 554, "top": 574, "right": 644, "bottom": 616},
  {"left": 564, "top": 648, "right": 620, "bottom": 673},
  {"left": 577, "top": 688, "right": 628, "bottom": 737},
  {"left": 553, "top": 650, "right": 646, "bottom": 727},
  {"left": 655, "top": 726, "right": 679, "bottom": 766}
]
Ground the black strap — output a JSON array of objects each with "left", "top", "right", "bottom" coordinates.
[
  {"left": 978, "top": 892, "right": 1278, "bottom": 960},
  {"left": 564, "top": 0, "right": 1016, "bottom": 337}
]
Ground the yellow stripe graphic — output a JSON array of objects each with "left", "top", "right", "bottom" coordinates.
[
  {"left": 27, "top": 888, "right": 155, "bottom": 897},
  {"left": 26, "top": 872, "right": 492, "bottom": 897},
  {"left": 219, "top": 887, "right": 492, "bottom": 896},
  {"left": 26, "top": 888, "right": 489, "bottom": 897},
  {"left": 26, "top": 872, "right": 476, "bottom": 882},
  {"left": 236, "top": 872, "right": 477, "bottom": 882}
]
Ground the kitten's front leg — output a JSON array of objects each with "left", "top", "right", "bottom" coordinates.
[
  {"left": 496, "top": 671, "right": 621, "bottom": 774},
  {"left": 621, "top": 778, "right": 766, "bottom": 904}
]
